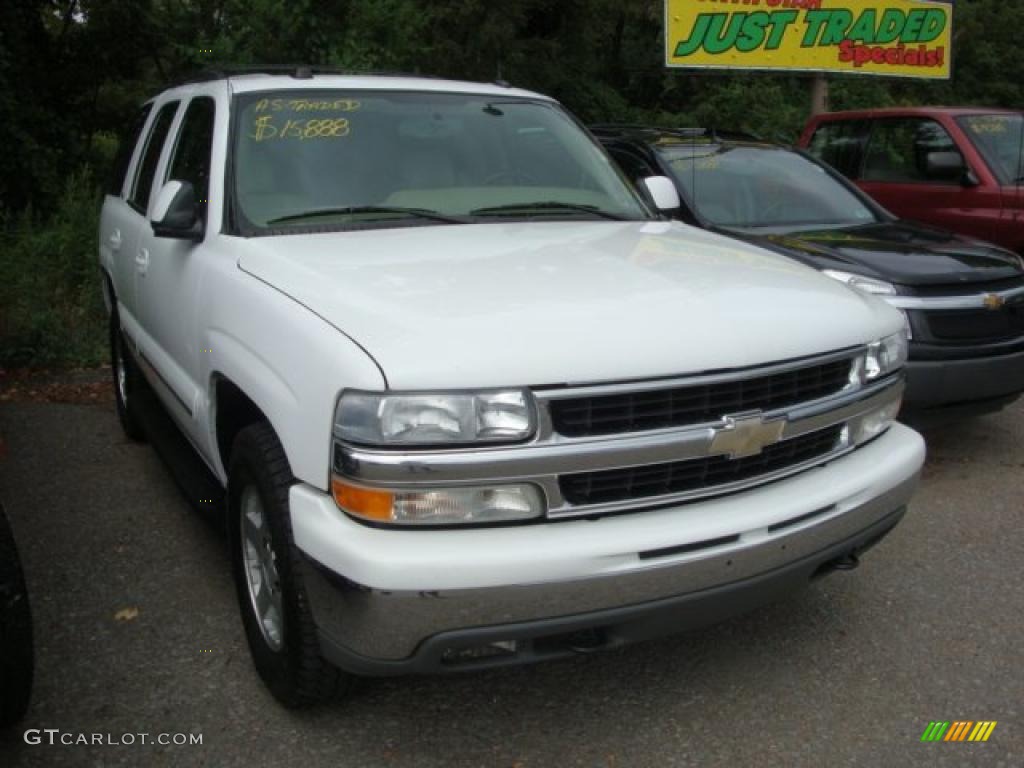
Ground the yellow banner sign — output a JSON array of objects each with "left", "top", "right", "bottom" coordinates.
[{"left": 665, "top": 0, "right": 953, "bottom": 79}]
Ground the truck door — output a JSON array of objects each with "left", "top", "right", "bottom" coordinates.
[
  {"left": 99, "top": 104, "right": 153, "bottom": 317},
  {"left": 133, "top": 93, "right": 218, "bottom": 453},
  {"left": 859, "top": 117, "right": 999, "bottom": 242},
  {"left": 119, "top": 99, "right": 181, "bottom": 343}
]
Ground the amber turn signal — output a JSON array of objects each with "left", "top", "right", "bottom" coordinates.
[{"left": 331, "top": 478, "right": 394, "bottom": 522}]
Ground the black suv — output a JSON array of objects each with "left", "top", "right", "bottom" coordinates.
[{"left": 594, "top": 125, "right": 1024, "bottom": 418}]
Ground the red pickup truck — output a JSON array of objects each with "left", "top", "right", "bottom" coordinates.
[{"left": 799, "top": 108, "right": 1024, "bottom": 254}]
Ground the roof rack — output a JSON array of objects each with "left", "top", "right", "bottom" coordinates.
[
  {"left": 174, "top": 66, "right": 445, "bottom": 87},
  {"left": 590, "top": 124, "right": 763, "bottom": 143}
]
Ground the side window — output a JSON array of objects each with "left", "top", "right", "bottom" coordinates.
[
  {"left": 128, "top": 100, "right": 179, "bottom": 213},
  {"left": 107, "top": 104, "right": 153, "bottom": 196},
  {"left": 607, "top": 146, "right": 656, "bottom": 183},
  {"left": 863, "top": 118, "right": 962, "bottom": 184},
  {"left": 167, "top": 97, "right": 216, "bottom": 221},
  {"left": 807, "top": 120, "right": 867, "bottom": 179}
]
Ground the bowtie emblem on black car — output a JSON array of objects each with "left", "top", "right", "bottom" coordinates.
[
  {"left": 709, "top": 413, "right": 787, "bottom": 459},
  {"left": 983, "top": 293, "right": 1005, "bottom": 311}
]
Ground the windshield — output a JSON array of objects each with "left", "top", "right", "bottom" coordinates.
[
  {"left": 231, "top": 90, "right": 650, "bottom": 232},
  {"left": 658, "top": 144, "right": 878, "bottom": 230},
  {"left": 956, "top": 114, "right": 1024, "bottom": 185}
]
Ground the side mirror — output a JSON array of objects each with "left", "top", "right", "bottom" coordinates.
[
  {"left": 925, "top": 151, "right": 968, "bottom": 184},
  {"left": 641, "top": 175, "right": 681, "bottom": 212},
  {"left": 151, "top": 180, "right": 204, "bottom": 241}
]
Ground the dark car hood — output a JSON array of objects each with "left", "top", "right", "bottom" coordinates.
[{"left": 730, "top": 221, "right": 1023, "bottom": 287}]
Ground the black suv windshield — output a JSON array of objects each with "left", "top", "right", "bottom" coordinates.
[
  {"left": 658, "top": 144, "right": 878, "bottom": 230},
  {"left": 957, "top": 113, "right": 1024, "bottom": 185},
  {"left": 231, "top": 90, "right": 650, "bottom": 232}
]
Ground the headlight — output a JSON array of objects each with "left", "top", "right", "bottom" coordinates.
[
  {"left": 331, "top": 478, "right": 544, "bottom": 525},
  {"left": 823, "top": 269, "right": 897, "bottom": 296},
  {"left": 335, "top": 389, "right": 536, "bottom": 446},
  {"left": 850, "top": 330, "right": 909, "bottom": 387}
]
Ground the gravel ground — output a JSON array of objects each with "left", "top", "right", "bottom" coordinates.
[{"left": 0, "top": 397, "right": 1021, "bottom": 768}]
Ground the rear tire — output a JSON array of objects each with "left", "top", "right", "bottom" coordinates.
[
  {"left": 0, "top": 502, "right": 33, "bottom": 727},
  {"left": 110, "top": 310, "right": 147, "bottom": 442},
  {"left": 228, "top": 423, "right": 347, "bottom": 707}
]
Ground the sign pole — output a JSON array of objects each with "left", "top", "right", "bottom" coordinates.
[{"left": 810, "top": 73, "right": 829, "bottom": 116}]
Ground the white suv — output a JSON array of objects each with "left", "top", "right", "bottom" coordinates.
[{"left": 99, "top": 68, "right": 925, "bottom": 707}]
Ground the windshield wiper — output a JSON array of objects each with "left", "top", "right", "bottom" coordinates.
[
  {"left": 469, "top": 201, "right": 627, "bottom": 220},
  {"left": 267, "top": 206, "right": 469, "bottom": 226}
]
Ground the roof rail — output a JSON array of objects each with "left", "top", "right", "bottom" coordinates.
[
  {"left": 174, "top": 66, "right": 445, "bottom": 87},
  {"left": 590, "top": 124, "right": 763, "bottom": 143}
]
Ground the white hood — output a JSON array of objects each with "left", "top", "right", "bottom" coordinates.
[{"left": 236, "top": 221, "right": 901, "bottom": 389}]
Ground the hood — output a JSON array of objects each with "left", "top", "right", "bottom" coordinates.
[
  {"left": 743, "top": 221, "right": 1023, "bottom": 287},
  {"left": 236, "top": 221, "right": 901, "bottom": 389}
]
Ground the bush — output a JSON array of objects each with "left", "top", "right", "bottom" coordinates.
[{"left": 0, "top": 170, "right": 107, "bottom": 369}]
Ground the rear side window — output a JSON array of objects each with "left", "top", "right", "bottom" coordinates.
[
  {"left": 167, "top": 97, "right": 216, "bottom": 221},
  {"left": 862, "top": 118, "right": 962, "bottom": 184},
  {"left": 107, "top": 104, "right": 153, "bottom": 196},
  {"left": 807, "top": 120, "right": 867, "bottom": 179},
  {"left": 128, "top": 101, "right": 179, "bottom": 213}
]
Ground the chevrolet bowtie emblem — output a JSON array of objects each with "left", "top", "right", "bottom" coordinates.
[
  {"left": 709, "top": 412, "right": 786, "bottom": 459},
  {"left": 982, "top": 293, "right": 1005, "bottom": 310}
]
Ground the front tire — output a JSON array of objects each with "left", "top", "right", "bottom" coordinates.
[
  {"left": 110, "top": 311, "right": 146, "bottom": 442},
  {"left": 228, "top": 423, "right": 346, "bottom": 707}
]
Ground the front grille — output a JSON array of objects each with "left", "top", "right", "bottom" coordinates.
[
  {"left": 549, "top": 358, "right": 853, "bottom": 437},
  {"left": 559, "top": 425, "right": 843, "bottom": 506},
  {"left": 925, "top": 301, "right": 1024, "bottom": 344}
]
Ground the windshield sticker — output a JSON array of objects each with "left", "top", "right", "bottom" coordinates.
[{"left": 249, "top": 116, "right": 351, "bottom": 142}]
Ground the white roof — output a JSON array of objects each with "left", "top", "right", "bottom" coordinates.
[{"left": 224, "top": 73, "right": 552, "bottom": 101}]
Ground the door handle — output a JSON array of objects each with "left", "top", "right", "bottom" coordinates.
[
  {"left": 108, "top": 230, "right": 122, "bottom": 251},
  {"left": 135, "top": 249, "right": 149, "bottom": 275}
]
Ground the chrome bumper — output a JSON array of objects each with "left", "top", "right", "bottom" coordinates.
[{"left": 299, "top": 464, "right": 919, "bottom": 666}]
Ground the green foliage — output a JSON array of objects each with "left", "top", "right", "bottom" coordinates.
[
  {"left": 3, "top": 0, "right": 1024, "bottom": 367},
  {"left": 0, "top": 171, "right": 106, "bottom": 368}
]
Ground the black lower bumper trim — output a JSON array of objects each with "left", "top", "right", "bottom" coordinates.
[
  {"left": 317, "top": 506, "right": 906, "bottom": 677},
  {"left": 904, "top": 349, "right": 1024, "bottom": 412}
]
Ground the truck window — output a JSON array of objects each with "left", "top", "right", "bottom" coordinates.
[
  {"left": 956, "top": 113, "right": 1024, "bottom": 185},
  {"left": 107, "top": 104, "right": 153, "bottom": 197},
  {"left": 862, "top": 118, "right": 962, "bottom": 184},
  {"left": 128, "top": 101, "right": 180, "bottom": 213},
  {"left": 807, "top": 120, "right": 867, "bottom": 179},
  {"left": 167, "top": 96, "right": 216, "bottom": 221},
  {"left": 230, "top": 90, "right": 650, "bottom": 231}
]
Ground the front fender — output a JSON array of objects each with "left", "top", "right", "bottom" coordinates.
[{"left": 203, "top": 263, "right": 386, "bottom": 489}]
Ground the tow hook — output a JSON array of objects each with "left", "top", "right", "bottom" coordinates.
[
  {"left": 567, "top": 628, "right": 608, "bottom": 654},
  {"left": 832, "top": 552, "right": 860, "bottom": 571}
]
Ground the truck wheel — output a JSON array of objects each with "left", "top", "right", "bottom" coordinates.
[
  {"left": 110, "top": 311, "right": 146, "bottom": 442},
  {"left": 0, "top": 502, "right": 34, "bottom": 727},
  {"left": 228, "top": 423, "right": 346, "bottom": 707}
]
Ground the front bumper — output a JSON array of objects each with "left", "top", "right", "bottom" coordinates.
[
  {"left": 904, "top": 347, "right": 1024, "bottom": 412},
  {"left": 289, "top": 422, "right": 924, "bottom": 672}
]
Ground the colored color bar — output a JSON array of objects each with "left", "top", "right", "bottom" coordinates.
[{"left": 921, "top": 721, "right": 950, "bottom": 742}]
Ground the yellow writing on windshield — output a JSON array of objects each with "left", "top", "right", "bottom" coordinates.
[
  {"left": 250, "top": 116, "right": 351, "bottom": 142},
  {"left": 254, "top": 98, "right": 361, "bottom": 113},
  {"left": 966, "top": 116, "right": 1011, "bottom": 135},
  {"left": 669, "top": 154, "right": 721, "bottom": 172}
]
